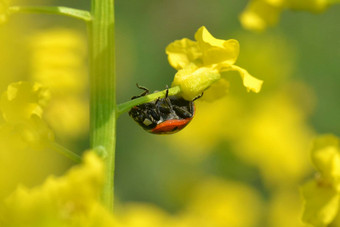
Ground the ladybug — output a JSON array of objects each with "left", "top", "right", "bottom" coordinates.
[{"left": 128, "top": 84, "right": 201, "bottom": 134}]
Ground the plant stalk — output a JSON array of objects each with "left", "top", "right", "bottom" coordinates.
[{"left": 89, "top": 0, "right": 116, "bottom": 211}]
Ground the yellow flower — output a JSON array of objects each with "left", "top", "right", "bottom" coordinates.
[
  {"left": 240, "top": 0, "right": 332, "bottom": 31},
  {"left": 166, "top": 26, "right": 263, "bottom": 101},
  {"left": 182, "top": 178, "right": 263, "bottom": 227},
  {"left": 240, "top": 0, "right": 282, "bottom": 32},
  {"left": 0, "top": 114, "right": 55, "bottom": 151},
  {"left": 0, "top": 81, "right": 66, "bottom": 201},
  {"left": 0, "top": 152, "right": 118, "bottom": 227},
  {"left": 0, "top": 81, "right": 54, "bottom": 150},
  {"left": 310, "top": 134, "right": 340, "bottom": 188},
  {"left": 301, "top": 179, "right": 339, "bottom": 227},
  {"left": 301, "top": 135, "right": 340, "bottom": 227},
  {"left": 0, "top": 118, "right": 61, "bottom": 201},
  {"left": 0, "top": 0, "right": 11, "bottom": 23},
  {"left": 0, "top": 81, "right": 50, "bottom": 122}
]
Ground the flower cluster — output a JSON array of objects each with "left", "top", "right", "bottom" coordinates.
[
  {"left": 301, "top": 134, "right": 340, "bottom": 227},
  {"left": 0, "top": 81, "right": 61, "bottom": 201},
  {"left": 166, "top": 26, "right": 263, "bottom": 101},
  {"left": 0, "top": 81, "right": 53, "bottom": 151},
  {"left": 0, "top": 152, "right": 119, "bottom": 227}
]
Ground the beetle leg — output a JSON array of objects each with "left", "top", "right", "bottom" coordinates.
[
  {"left": 165, "top": 85, "right": 169, "bottom": 98},
  {"left": 149, "top": 108, "right": 160, "bottom": 121},
  {"left": 173, "top": 105, "right": 193, "bottom": 118},
  {"left": 154, "top": 97, "right": 161, "bottom": 115},
  {"left": 131, "top": 83, "right": 150, "bottom": 99},
  {"left": 155, "top": 97, "right": 160, "bottom": 105},
  {"left": 163, "top": 86, "right": 173, "bottom": 111}
]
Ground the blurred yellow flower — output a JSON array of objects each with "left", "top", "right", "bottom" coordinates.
[
  {"left": 116, "top": 178, "right": 262, "bottom": 227},
  {"left": 0, "top": 81, "right": 54, "bottom": 150},
  {"left": 0, "top": 81, "right": 67, "bottom": 201},
  {"left": 311, "top": 134, "right": 340, "bottom": 188},
  {"left": 181, "top": 178, "right": 263, "bottom": 227},
  {"left": 301, "top": 134, "right": 340, "bottom": 227},
  {"left": 235, "top": 32, "right": 297, "bottom": 89},
  {"left": 118, "top": 203, "right": 172, "bottom": 227},
  {"left": 301, "top": 179, "right": 339, "bottom": 227},
  {"left": 166, "top": 26, "right": 263, "bottom": 101},
  {"left": 30, "top": 28, "right": 89, "bottom": 143},
  {"left": 234, "top": 92, "right": 314, "bottom": 186},
  {"left": 268, "top": 190, "right": 306, "bottom": 227},
  {"left": 0, "top": 152, "right": 118, "bottom": 227},
  {"left": 44, "top": 96, "right": 89, "bottom": 140},
  {"left": 240, "top": 0, "right": 332, "bottom": 31},
  {"left": 30, "top": 28, "right": 88, "bottom": 95},
  {"left": 0, "top": 81, "right": 50, "bottom": 122},
  {"left": 168, "top": 87, "right": 314, "bottom": 187},
  {"left": 0, "top": 114, "right": 55, "bottom": 151},
  {"left": 0, "top": 0, "right": 11, "bottom": 23},
  {"left": 167, "top": 95, "right": 244, "bottom": 160}
]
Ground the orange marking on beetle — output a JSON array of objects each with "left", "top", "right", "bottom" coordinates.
[{"left": 150, "top": 118, "right": 192, "bottom": 134}]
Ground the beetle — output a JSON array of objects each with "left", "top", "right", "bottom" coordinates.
[{"left": 128, "top": 84, "right": 201, "bottom": 134}]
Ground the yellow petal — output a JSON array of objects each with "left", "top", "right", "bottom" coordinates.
[
  {"left": 301, "top": 179, "right": 339, "bottom": 227},
  {"left": 165, "top": 38, "right": 201, "bottom": 70},
  {"left": 171, "top": 64, "right": 221, "bottom": 101},
  {"left": 311, "top": 134, "right": 340, "bottom": 187},
  {"left": 195, "top": 26, "right": 240, "bottom": 65},
  {"left": 0, "top": 81, "right": 50, "bottom": 122},
  {"left": 222, "top": 64, "right": 263, "bottom": 93}
]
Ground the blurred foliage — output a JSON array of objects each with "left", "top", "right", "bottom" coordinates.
[{"left": 0, "top": 0, "right": 339, "bottom": 226}]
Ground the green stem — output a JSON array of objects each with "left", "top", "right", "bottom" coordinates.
[
  {"left": 116, "top": 86, "right": 181, "bottom": 117},
  {"left": 48, "top": 142, "right": 81, "bottom": 163},
  {"left": 8, "top": 6, "right": 92, "bottom": 21},
  {"left": 89, "top": 0, "right": 116, "bottom": 211}
]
